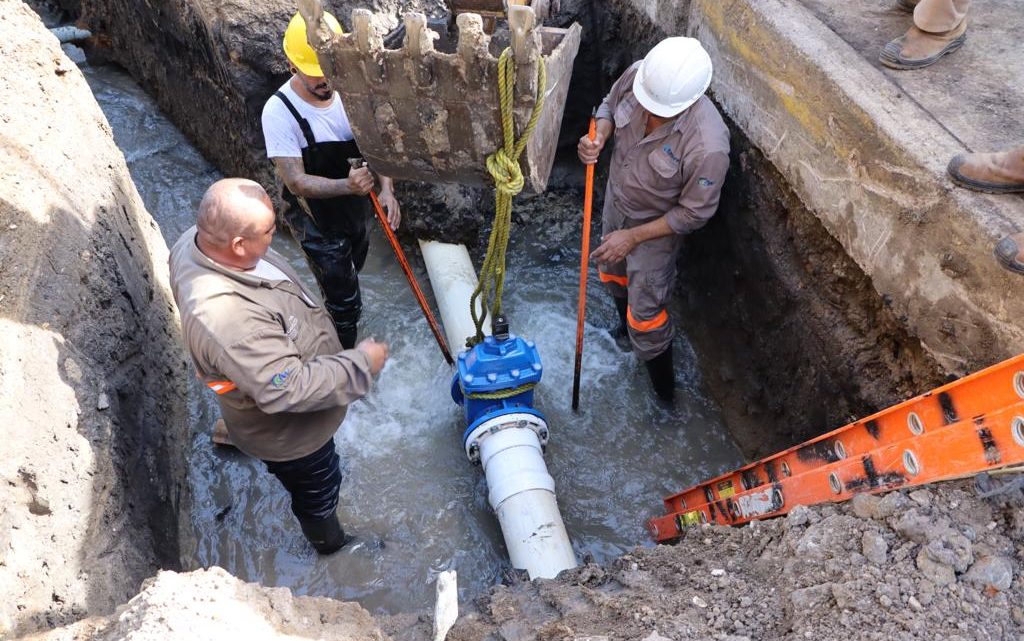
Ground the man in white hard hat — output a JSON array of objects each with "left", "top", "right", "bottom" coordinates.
[
  {"left": 261, "top": 12, "right": 402, "bottom": 350},
  {"left": 578, "top": 37, "right": 730, "bottom": 403}
]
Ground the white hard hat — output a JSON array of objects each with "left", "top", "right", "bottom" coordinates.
[{"left": 632, "top": 37, "right": 713, "bottom": 118}]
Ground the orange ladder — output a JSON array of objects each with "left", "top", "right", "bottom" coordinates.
[{"left": 648, "top": 353, "right": 1024, "bottom": 542}]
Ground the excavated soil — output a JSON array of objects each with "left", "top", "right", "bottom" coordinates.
[
  {"left": 22, "top": 482, "right": 1023, "bottom": 640},
  {"left": 0, "top": 2, "right": 189, "bottom": 637},
  {"left": 390, "top": 481, "right": 1023, "bottom": 641}
]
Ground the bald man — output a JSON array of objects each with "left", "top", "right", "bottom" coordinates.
[{"left": 169, "top": 178, "right": 389, "bottom": 554}]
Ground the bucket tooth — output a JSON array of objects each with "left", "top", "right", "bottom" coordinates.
[
  {"left": 305, "top": 5, "right": 581, "bottom": 192},
  {"left": 403, "top": 13, "right": 437, "bottom": 89}
]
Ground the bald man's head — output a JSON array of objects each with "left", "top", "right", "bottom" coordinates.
[
  {"left": 195, "top": 178, "right": 277, "bottom": 270},
  {"left": 197, "top": 178, "right": 274, "bottom": 245}
]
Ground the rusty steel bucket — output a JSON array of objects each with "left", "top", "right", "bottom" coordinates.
[{"left": 297, "top": 1, "right": 581, "bottom": 193}]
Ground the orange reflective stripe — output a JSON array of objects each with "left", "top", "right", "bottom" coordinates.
[
  {"left": 206, "top": 380, "right": 237, "bottom": 395},
  {"left": 598, "top": 271, "right": 628, "bottom": 287},
  {"left": 627, "top": 306, "right": 668, "bottom": 332}
]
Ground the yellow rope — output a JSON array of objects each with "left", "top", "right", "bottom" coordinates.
[
  {"left": 467, "top": 47, "right": 547, "bottom": 347},
  {"left": 465, "top": 382, "right": 538, "bottom": 401}
]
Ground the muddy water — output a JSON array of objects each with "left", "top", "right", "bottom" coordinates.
[{"left": 86, "top": 64, "right": 744, "bottom": 614}]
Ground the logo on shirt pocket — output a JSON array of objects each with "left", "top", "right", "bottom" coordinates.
[{"left": 662, "top": 144, "right": 681, "bottom": 163}]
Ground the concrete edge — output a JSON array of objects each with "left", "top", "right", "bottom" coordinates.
[{"left": 689, "top": 0, "right": 1023, "bottom": 374}]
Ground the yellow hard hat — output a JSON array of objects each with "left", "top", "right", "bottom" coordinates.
[{"left": 283, "top": 11, "right": 343, "bottom": 77}]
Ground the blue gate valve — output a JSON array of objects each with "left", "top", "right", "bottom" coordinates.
[{"left": 451, "top": 316, "right": 549, "bottom": 462}]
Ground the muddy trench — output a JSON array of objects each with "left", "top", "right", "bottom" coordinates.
[{"left": 15, "top": 0, "right": 956, "bottom": 632}]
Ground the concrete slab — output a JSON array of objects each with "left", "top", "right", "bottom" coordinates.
[
  {"left": 799, "top": 0, "right": 1024, "bottom": 154},
  {"left": 684, "top": 0, "right": 1024, "bottom": 374}
]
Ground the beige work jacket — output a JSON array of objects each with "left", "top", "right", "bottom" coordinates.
[
  {"left": 169, "top": 227, "right": 373, "bottom": 462},
  {"left": 596, "top": 61, "right": 731, "bottom": 234}
]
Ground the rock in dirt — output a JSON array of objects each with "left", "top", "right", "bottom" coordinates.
[
  {"left": 861, "top": 531, "right": 888, "bottom": 565},
  {"left": 964, "top": 556, "right": 1013, "bottom": 591},
  {"left": 790, "top": 583, "right": 833, "bottom": 610},
  {"left": 851, "top": 493, "right": 881, "bottom": 519},
  {"left": 916, "top": 548, "right": 956, "bottom": 587}
]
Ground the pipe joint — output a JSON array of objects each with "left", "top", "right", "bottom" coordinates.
[{"left": 464, "top": 411, "right": 549, "bottom": 464}]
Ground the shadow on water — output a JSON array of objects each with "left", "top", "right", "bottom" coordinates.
[{"left": 86, "top": 62, "right": 743, "bottom": 615}]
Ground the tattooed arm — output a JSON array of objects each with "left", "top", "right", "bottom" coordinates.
[{"left": 271, "top": 157, "right": 374, "bottom": 199}]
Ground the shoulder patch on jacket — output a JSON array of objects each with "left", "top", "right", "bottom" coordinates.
[
  {"left": 698, "top": 177, "right": 715, "bottom": 187},
  {"left": 271, "top": 369, "right": 292, "bottom": 388}
]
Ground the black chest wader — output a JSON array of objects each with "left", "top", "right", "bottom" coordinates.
[{"left": 274, "top": 90, "right": 371, "bottom": 349}]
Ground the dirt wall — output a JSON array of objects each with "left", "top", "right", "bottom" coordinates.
[
  {"left": 0, "top": 2, "right": 190, "bottom": 636},
  {"left": 22, "top": 567, "right": 389, "bottom": 641},
  {"left": 679, "top": 131, "right": 947, "bottom": 459}
]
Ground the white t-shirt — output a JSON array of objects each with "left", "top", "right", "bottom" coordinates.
[
  {"left": 261, "top": 79, "right": 355, "bottom": 158},
  {"left": 247, "top": 259, "right": 314, "bottom": 305}
]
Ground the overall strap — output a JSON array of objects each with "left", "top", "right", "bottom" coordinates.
[{"left": 274, "top": 90, "right": 317, "bottom": 148}]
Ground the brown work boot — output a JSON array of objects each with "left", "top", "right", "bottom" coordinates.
[
  {"left": 879, "top": 19, "right": 967, "bottom": 69},
  {"left": 896, "top": 0, "right": 919, "bottom": 12},
  {"left": 994, "top": 233, "right": 1024, "bottom": 275},
  {"left": 947, "top": 146, "right": 1024, "bottom": 194}
]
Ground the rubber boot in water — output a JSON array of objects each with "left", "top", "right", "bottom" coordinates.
[
  {"left": 644, "top": 347, "right": 675, "bottom": 403},
  {"left": 609, "top": 297, "right": 631, "bottom": 351},
  {"left": 612, "top": 297, "right": 628, "bottom": 339},
  {"left": 299, "top": 513, "right": 351, "bottom": 555},
  {"left": 338, "top": 326, "right": 357, "bottom": 350}
]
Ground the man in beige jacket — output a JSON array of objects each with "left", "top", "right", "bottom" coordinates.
[{"left": 169, "top": 178, "right": 389, "bottom": 554}]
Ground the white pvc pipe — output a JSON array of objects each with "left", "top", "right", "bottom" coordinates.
[
  {"left": 420, "top": 240, "right": 577, "bottom": 580},
  {"left": 418, "top": 240, "right": 487, "bottom": 353},
  {"left": 477, "top": 421, "right": 577, "bottom": 578}
]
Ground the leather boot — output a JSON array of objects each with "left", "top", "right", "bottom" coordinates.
[
  {"left": 994, "top": 233, "right": 1024, "bottom": 275},
  {"left": 298, "top": 513, "right": 351, "bottom": 555},
  {"left": 644, "top": 347, "right": 675, "bottom": 403},
  {"left": 879, "top": 18, "right": 966, "bottom": 69},
  {"left": 947, "top": 146, "right": 1024, "bottom": 194}
]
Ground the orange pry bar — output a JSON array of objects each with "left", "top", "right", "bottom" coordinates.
[{"left": 649, "top": 353, "right": 1024, "bottom": 540}]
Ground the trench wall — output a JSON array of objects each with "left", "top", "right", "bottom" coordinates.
[{"left": 0, "top": 3, "right": 190, "bottom": 635}]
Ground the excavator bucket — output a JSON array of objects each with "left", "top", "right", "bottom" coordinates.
[{"left": 296, "top": 1, "right": 581, "bottom": 193}]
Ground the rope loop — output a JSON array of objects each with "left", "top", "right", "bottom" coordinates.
[{"left": 467, "top": 47, "right": 547, "bottom": 347}]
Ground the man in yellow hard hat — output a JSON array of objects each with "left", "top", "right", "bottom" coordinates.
[{"left": 261, "top": 12, "right": 402, "bottom": 349}]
